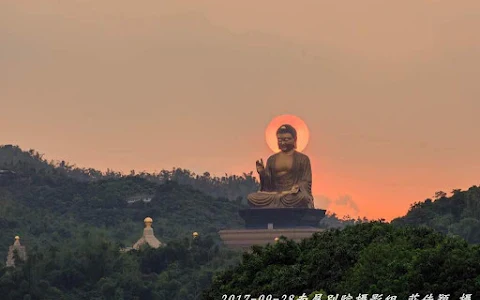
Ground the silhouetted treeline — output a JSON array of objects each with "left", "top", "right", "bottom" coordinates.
[
  {"left": 392, "top": 185, "right": 480, "bottom": 243},
  {"left": 0, "top": 145, "right": 259, "bottom": 203}
]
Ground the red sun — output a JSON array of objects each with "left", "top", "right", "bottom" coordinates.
[{"left": 265, "top": 114, "right": 310, "bottom": 153}]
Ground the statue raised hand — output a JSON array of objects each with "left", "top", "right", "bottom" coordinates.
[{"left": 256, "top": 159, "right": 265, "bottom": 173}]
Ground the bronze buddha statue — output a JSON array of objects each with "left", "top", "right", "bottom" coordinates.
[{"left": 247, "top": 124, "right": 314, "bottom": 209}]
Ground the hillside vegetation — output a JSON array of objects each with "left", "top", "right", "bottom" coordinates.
[
  {"left": 203, "top": 222, "right": 480, "bottom": 299},
  {"left": 0, "top": 145, "right": 254, "bottom": 299},
  {"left": 0, "top": 144, "right": 259, "bottom": 202},
  {"left": 392, "top": 186, "right": 480, "bottom": 243},
  {"left": 2, "top": 145, "right": 480, "bottom": 299},
  {"left": 0, "top": 145, "right": 252, "bottom": 257}
]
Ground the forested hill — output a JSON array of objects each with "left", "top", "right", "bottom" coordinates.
[
  {"left": 0, "top": 145, "right": 253, "bottom": 260},
  {"left": 391, "top": 186, "right": 480, "bottom": 243}
]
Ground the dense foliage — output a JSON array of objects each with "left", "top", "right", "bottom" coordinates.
[
  {"left": 0, "top": 231, "right": 241, "bottom": 299},
  {"left": 203, "top": 222, "right": 480, "bottom": 299},
  {"left": 0, "top": 145, "right": 255, "bottom": 259}
]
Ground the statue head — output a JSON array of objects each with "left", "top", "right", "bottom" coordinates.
[{"left": 276, "top": 124, "right": 297, "bottom": 152}]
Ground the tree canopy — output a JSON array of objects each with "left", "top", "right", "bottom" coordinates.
[{"left": 203, "top": 222, "right": 480, "bottom": 299}]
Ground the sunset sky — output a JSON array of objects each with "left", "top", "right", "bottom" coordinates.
[{"left": 2, "top": 1, "right": 480, "bottom": 221}]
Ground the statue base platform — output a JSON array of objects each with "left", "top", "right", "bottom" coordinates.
[
  {"left": 239, "top": 208, "right": 326, "bottom": 229},
  {"left": 219, "top": 228, "right": 324, "bottom": 250}
]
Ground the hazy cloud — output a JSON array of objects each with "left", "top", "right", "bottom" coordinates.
[
  {"left": 335, "top": 195, "right": 359, "bottom": 214},
  {"left": 315, "top": 194, "right": 360, "bottom": 217}
]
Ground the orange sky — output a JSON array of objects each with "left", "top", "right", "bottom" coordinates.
[{"left": 2, "top": 1, "right": 480, "bottom": 221}]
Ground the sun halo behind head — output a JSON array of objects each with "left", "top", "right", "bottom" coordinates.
[{"left": 265, "top": 114, "right": 310, "bottom": 153}]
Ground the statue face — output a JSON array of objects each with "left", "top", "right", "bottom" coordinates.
[{"left": 277, "top": 133, "right": 295, "bottom": 152}]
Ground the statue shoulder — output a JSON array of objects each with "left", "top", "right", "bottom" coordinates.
[
  {"left": 294, "top": 151, "right": 310, "bottom": 161},
  {"left": 266, "top": 154, "right": 277, "bottom": 163}
]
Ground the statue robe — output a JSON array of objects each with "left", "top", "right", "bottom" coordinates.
[{"left": 247, "top": 151, "right": 314, "bottom": 208}]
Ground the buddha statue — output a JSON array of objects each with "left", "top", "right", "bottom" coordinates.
[{"left": 247, "top": 124, "right": 314, "bottom": 209}]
